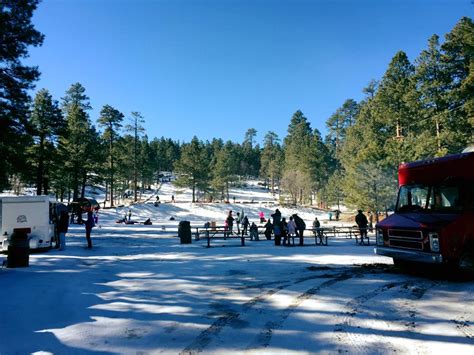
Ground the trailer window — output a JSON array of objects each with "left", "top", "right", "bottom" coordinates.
[{"left": 397, "top": 185, "right": 429, "bottom": 212}]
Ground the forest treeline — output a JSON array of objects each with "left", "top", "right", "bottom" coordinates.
[{"left": 1, "top": 2, "right": 473, "bottom": 214}]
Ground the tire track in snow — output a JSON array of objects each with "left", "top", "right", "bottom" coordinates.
[
  {"left": 180, "top": 267, "right": 354, "bottom": 354},
  {"left": 179, "top": 282, "right": 292, "bottom": 354},
  {"left": 452, "top": 313, "right": 473, "bottom": 339},
  {"left": 334, "top": 280, "right": 436, "bottom": 354},
  {"left": 246, "top": 270, "right": 357, "bottom": 350}
]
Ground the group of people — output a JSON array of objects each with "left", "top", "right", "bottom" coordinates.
[
  {"left": 55, "top": 206, "right": 96, "bottom": 250},
  {"left": 223, "top": 209, "right": 326, "bottom": 246},
  {"left": 267, "top": 209, "right": 307, "bottom": 246}
]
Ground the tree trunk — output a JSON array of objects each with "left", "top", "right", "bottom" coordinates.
[
  {"left": 435, "top": 117, "right": 441, "bottom": 153},
  {"left": 81, "top": 171, "right": 87, "bottom": 198},
  {"left": 36, "top": 137, "right": 44, "bottom": 195}
]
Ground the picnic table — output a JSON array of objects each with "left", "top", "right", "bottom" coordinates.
[
  {"left": 194, "top": 225, "right": 256, "bottom": 247},
  {"left": 192, "top": 224, "right": 371, "bottom": 247}
]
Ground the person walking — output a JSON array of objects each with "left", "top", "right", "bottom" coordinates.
[
  {"left": 263, "top": 219, "right": 273, "bottom": 240},
  {"left": 57, "top": 210, "right": 69, "bottom": 251},
  {"left": 286, "top": 216, "right": 297, "bottom": 246},
  {"left": 84, "top": 208, "right": 95, "bottom": 249},
  {"left": 355, "top": 210, "right": 369, "bottom": 245}
]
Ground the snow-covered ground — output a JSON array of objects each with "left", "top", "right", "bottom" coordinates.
[{"left": 0, "top": 182, "right": 473, "bottom": 354}]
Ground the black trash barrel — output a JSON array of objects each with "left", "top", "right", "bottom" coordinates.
[
  {"left": 7, "top": 228, "right": 31, "bottom": 268},
  {"left": 178, "top": 221, "right": 192, "bottom": 244}
]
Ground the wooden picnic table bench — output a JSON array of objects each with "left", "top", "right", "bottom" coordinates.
[
  {"left": 326, "top": 226, "right": 371, "bottom": 245},
  {"left": 194, "top": 225, "right": 255, "bottom": 247}
]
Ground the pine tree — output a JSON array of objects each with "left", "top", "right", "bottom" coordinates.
[
  {"left": 0, "top": 0, "right": 44, "bottom": 189},
  {"left": 174, "top": 137, "right": 209, "bottom": 202},
  {"left": 441, "top": 17, "right": 474, "bottom": 149},
  {"left": 29, "top": 89, "right": 64, "bottom": 195},
  {"left": 98, "top": 104, "right": 124, "bottom": 206},
  {"left": 326, "top": 99, "right": 359, "bottom": 157},
  {"left": 283, "top": 110, "right": 313, "bottom": 204},
  {"left": 260, "top": 131, "right": 281, "bottom": 193},
  {"left": 125, "top": 112, "right": 145, "bottom": 201},
  {"left": 212, "top": 141, "right": 237, "bottom": 201},
  {"left": 59, "top": 83, "right": 94, "bottom": 200}
]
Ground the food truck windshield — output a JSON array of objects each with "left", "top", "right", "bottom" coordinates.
[{"left": 396, "top": 182, "right": 462, "bottom": 213}]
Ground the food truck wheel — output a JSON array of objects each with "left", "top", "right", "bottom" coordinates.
[
  {"left": 458, "top": 251, "right": 474, "bottom": 275},
  {"left": 392, "top": 258, "right": 411, "bottom": 269}
]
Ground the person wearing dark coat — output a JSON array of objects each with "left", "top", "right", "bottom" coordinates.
[
  {"left": 225, "top": 210, "right": 234, "bottom": 236},
  {"left": 263, "top": 220, "right": 273, "bottom": 240},
  {"left": 249, "top": 222, "right": 259, "bottom": 241},
  {"left": 84, "top": 208, "right": 95, "bottom": 249},
  {"left": 280, "top": 218, "right": 288, "bottom": 246},
  {"left": 271, "top": 209, "right": 281, "bottom": 225},
  {"left": 312, "top": 217, "right": 323, "bottom": 244},
  {"left": 242, "top": 216, "right": 249, "bottom": 235},
  {"left": 355, "top": 210, "right": 369, "bottom": 245},
  {"left": 271, "top": 209, "right": 282, "bottom": 245},
  {"left": 57, "top": 210, "right": 69, "bottom": 250},
  {"left": 292, "top": 214, "right": 306, "bottom": 246}
]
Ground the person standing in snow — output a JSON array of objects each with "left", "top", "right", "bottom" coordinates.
[
  {"left": 280, "top": 217, "right": 288, "bottom": 246},
  {"left": 57, "top": 210, "right": 69, "bottom": 250},
  {"left": 271, "top": 209, "right": 282, "bottom": 245},
  {"left": 249, "top": 222, "right": 259, "bottom": 241},
  {"left": 263, "top": 219, "right": 273, "bottom": 240},
  {"left": 286, "top": 216, "right": 297, "bottom": 246},
  {"left": 128, "top": 209, "right": 132, "bottom": 222},
  {"left": 312, "top": 217, "right": 323, "bottom": 244},
  {"left": 236, "top": 212, "right": 241, "bottom": 234},
  {"left": 242, "top": 216, "right": 249, "bottom": 235},
  {"left": 84, "top": 208, "right": 95, "bottom": 249},
  {"left": 259, "top": 211, "right": 265, "bottom": 223},
  {"left": 355, "top": 210, "right": 369, "bottom": 245},
  {"left": 292, "top": 214, "right": 306, "bottom": 246},
  {"left": 226, "top": 210, "right": 234, "bottom": 236}
]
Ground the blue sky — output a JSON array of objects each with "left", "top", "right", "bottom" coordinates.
[{"left": 27, "top": 0, "right": 472, "bottom": 145}]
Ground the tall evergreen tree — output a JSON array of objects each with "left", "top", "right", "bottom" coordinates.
[
  {"left": 174, "top": 137, "right": 209, "bottom": 202},
  {"left": 0, "top": 0, "right": 44, "bottom": 190},
  {"left": 441, "top": 17, "right": 474, "bottom": 149},
  {"left": 97, "top": 104, "right": 124, "bottom": 206},
  {"left": 29, "top": 89, "right": 64, "bottom": 195},
  {"left": 283, "top": 110, "right": 313, "bottom": 204},
  {"left": 59, "top": 83, "right": 94, "bottom": 200},
  {"left": 125, "top": 111, "right": 145, "bottom": 201},
  {"left": 212, "top": 141, "right": 238, "bottom": 201},
  {"left": 326, "top": 99, "right": 359, "bottom": 157},
  {"left": 410, "top": 34, "right": 450, "bottom": 157},
  {"left": 260, "top": 131, "right": 282, "bottom": 193}
]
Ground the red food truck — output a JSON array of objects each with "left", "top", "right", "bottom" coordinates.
[{"left": 374, "top": 151, "right": 474, "bottom": 272}]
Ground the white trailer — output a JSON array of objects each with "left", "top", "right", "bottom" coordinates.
[{"left": 0, "top": 195, "right": 57, "bottom": 251}]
